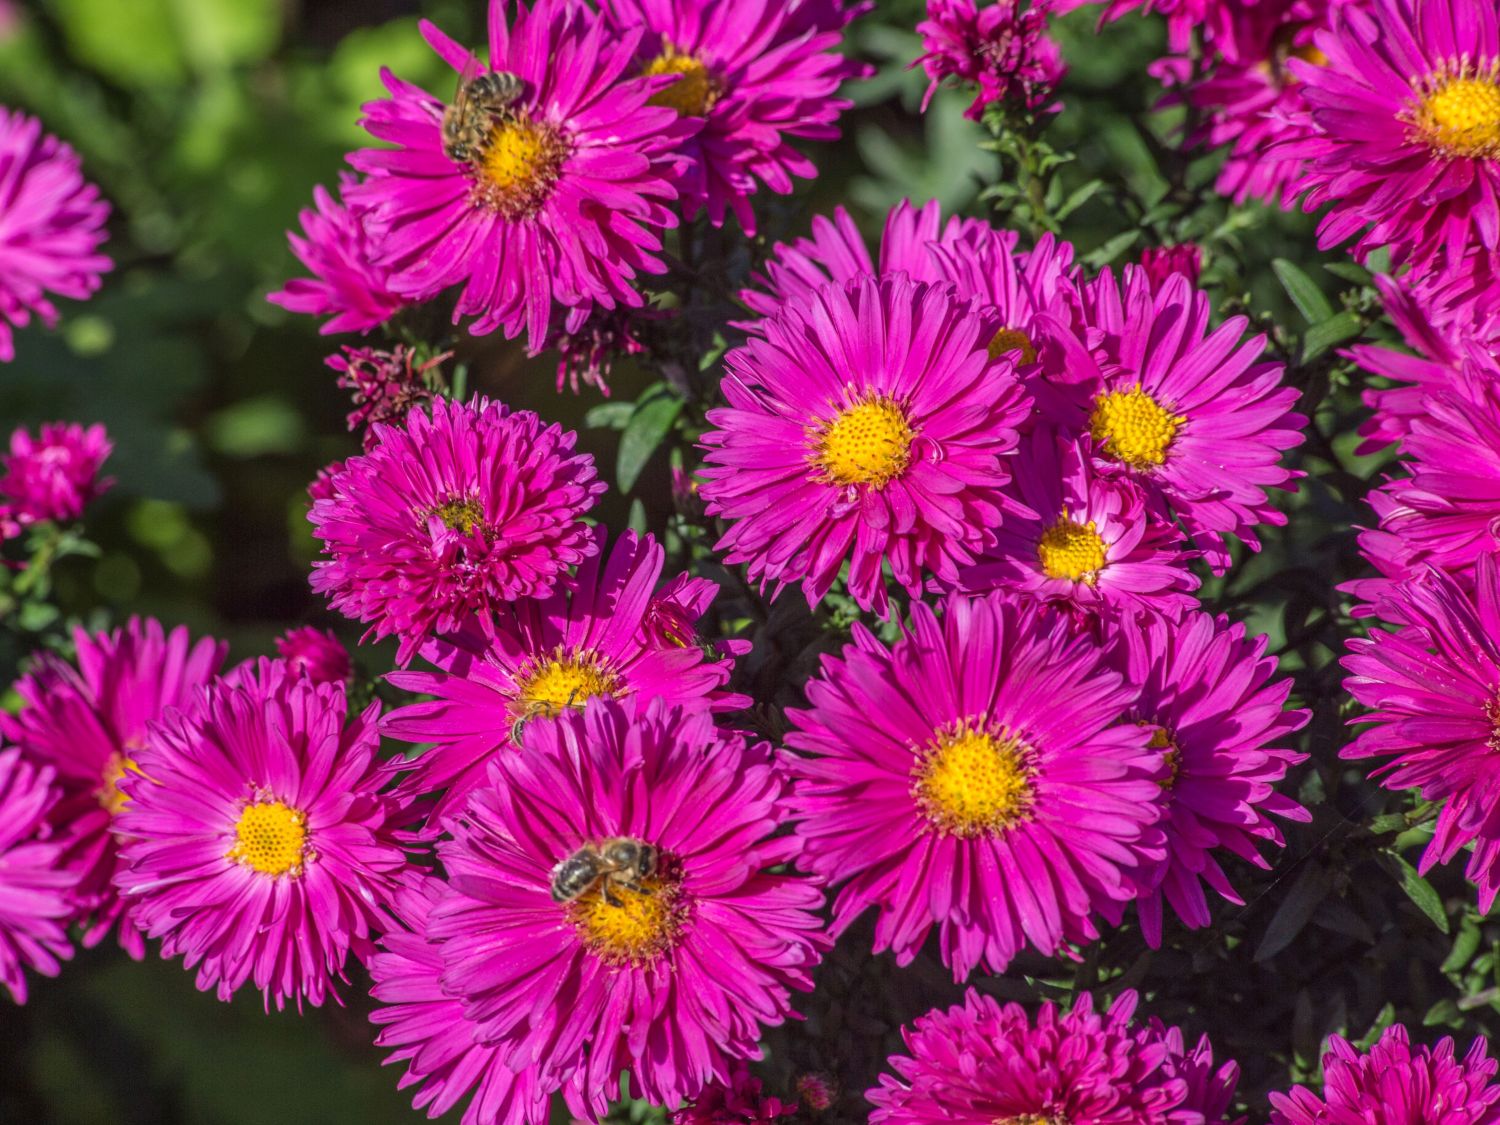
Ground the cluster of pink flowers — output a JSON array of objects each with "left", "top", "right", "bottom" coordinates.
[{"left": 915, "top": 0, "right": 1067, "bottom": 120}]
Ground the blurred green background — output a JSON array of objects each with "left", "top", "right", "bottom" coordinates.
[{"left": 0, "top": 0, "right": 1400, "bottom": 1121}]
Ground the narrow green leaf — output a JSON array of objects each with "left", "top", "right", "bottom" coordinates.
[
  {"left": 1302, "top": 311, "right": 1364, "bottom": 362},
  {"left": 584, "top": 402, "right": 633, "bottom": 431},
  {"left": 1442, "top": 915, "right": 1482, "bottom": 972},
  {"left": 1255, "top": 863, "right": 1332, "bottom": 961},
  {"left": 1082, "top": 230, "right": 1140, "bottom": 270},
  {"left": 617, "top": 392, "right": 682, "bottom": 493},
  {"left": 1055, "top": 179, "right": 1105, "bottom": 221},
  {"left": 1273, "top": 259, "right": 1335, "bottom": 324},
  {"left": 1379, "top": 850, "right": 1450, "bottom": 933},
  {"left": 1324, "top": 261, "right": 1373, "bottom": 286}
]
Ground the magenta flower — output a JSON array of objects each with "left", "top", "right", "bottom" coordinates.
[
  {"left": 425, "top": 700, "right": 827, "bottom": 1120},
  {"left": 267, "top": 173, "right": 406, "bottom": 335},
  {"left": 309, "top": 395, "right": 604, "bottom": 662},
  {"left": 1269, "top": 1024, "right": 1500, "bottom": 1124},
  {"left": 369, "top": 874, "right": 551, "bottom": 1125},
  {"left": 115, "top": 658, "right": 409, "bottom": 1010},
  {"left": 602, "top": 0, "right": 867, "bottom": 233},
  {"left": 1138, "top": 242, "right": 1203, "bottom": 291},
  {"left": 1104, "top": 609, "right": 1310, "bottom": 945},
  {"left": 957, "top": 428, "right": 1200, "bottom": 621},
  {"left": 868, "top": 988, "right": 1242, "bottom": 1124},
  {"left": 0, "top": 748, "right": 76, "bottom": 1004},
  {"left": 740, "top": 198, "right": 988, "bottom": 321},
  {"left": 1045, "top": 266, "right": 1306, "bottom": 572},
  {"left": 785, "top": 589, "right": 1167, "bottom": 979},
  {"left": 326, "top": 344, "right": 446, "bottom": 450},
  {"left": 0, "top": 107, "right": 111, "bottom": 363},
  {"left": 1, "top": 618, "right": 227, "bottom": 959},
  {"left": 546, "top": 304, "right": 653, "bottom": 395},
  {"left": 701, "top": 273, "right": 1030, "bottom": 616},
  {"left": 1276, "top": 0, "right": 1500, "bottom": 274},
  {"left": 915, "top": 0, "right": 1066, "bottom": 121},
  {"left": 383, "top": 528, "right": 748, "bottom": 825},
  {"left": 1, "top": 421, "right": 112, "bottom": 524},
  {"left": 1083, "top": 0, "right": 1243, "bottom": 54},
  {"left": 350, "top": 0, "right": 694, "bottom": 350},
  {"left": 276, "top": 626, "right": 352, "bottom": 686},
  {"left": 672, "top": 1064, "right": 796, "bottom": 1124},
  {"left": 1343, "top": 556, "right": 1500, "bottom": 908}
]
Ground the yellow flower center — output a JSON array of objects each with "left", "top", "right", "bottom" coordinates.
[
  {"left": 912, "top": 721, "right": 1036, "bottom": 838},
  {"left": 432, "top": 496, "right": 485, "bottom": 535},
  {"left": 1146, "top": 724, "right": 1182, "bottom": 789},
  {"left": 996, "top": 1116, "right": 1066, "bottom": 1125},
  {"left": 227, "top": 801, "right": 308, "bottom": 877},
  {"left": 989, "top": 327, "right": 1037, "bottom": 365},
  {"left": 569, "top": 874, "right": 684, "bottom": 965},
  {"left": 97, "top": 750, "right": 140, "bottom": 816},
  {"left": 1036, "top": 512, "right": 1107, "bottom": 583},
  {"left": 643, "top": 45, "right": 721, "bottom": 117},
  {"left": 516, "top": 648, "right": 621, "bottom": 719},
  {"left": 474, "top": 113, "right": 570, "bottom": 219},
  {"left": 1089, "top": 385, "right": 1185, "bottom": 468},
  {"left": 812, "top": 395, "right": 915, "bottom": 488},
  {"left": 1412, "top": 67, "right": 1500, "bottom": 159}
]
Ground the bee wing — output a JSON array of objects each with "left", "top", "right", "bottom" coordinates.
[{"left": 451, "top": 52, "right": 483, "bottom": 112}]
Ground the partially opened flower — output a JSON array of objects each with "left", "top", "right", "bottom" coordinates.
[
  {"left": 957, "top": 428, "right": 1199, "bottom": 622},
  {"left": 1343, "top": 555, "right": 1500, "bottom": 908},
  {"left": 2, "top": 617, "right": 227, "bottom": 958},
  {"left": 276, "top": 626, "right": 352, "bottom": 686},
  {"left": 701, "top": 273, "right": 1030, "bottom": 616},
  {"left": 1138, "top": 243, "right": 1202, "bottom": 291},
  {"left": 426, "top": 700, "right": 826, "bottom": 1120},
  {"left": 115, "top": 658, "right": 409, "bottom": 1009},
  {"left": 915, "top": 0, "right": 1066, "bottom": 121},
  {"left": 309, "top": 395, "right": 603, "bottom": 662},
  {"left": 1269, "top": 1024, "right": 1500, "bottom": 1124},
  {"left": 785, "top": 589, "right": 1167, "bottom": 979},
  {"left": 267, "top": 173, "right": 407, "bottom": 335},
  {"left": 672, "top": 1064, "right": 796, "bottom": 1124},
  {"left": 868, "top": 988, "right": 1242, "bottom": 1124},
  {"left": 601, "top": 0, "right": 867, "bottom": 233},
  {"left": 0, "top": 748, "right": 76, "bottom": 1004},
  {"left": 383, "top": 528, "right": 747, "bottom": 825},
  {"left": 0, "top": 421, "right": 112, "bottom": 524},
  {"left": 0, "top": 107, "right": 111, "bottom": 363},
  {"left": 1277, "top": 0, "right": 1500, "bottom": 274},
  {"left": 1105, "top": 609, "right": 1309, "bottom": 945},
  {"left": 327, "top": 344, "right": 446, "bottom": 449},
  {"left": 1045, "top": 266, "right": 1305, "bottom": 571},
  {"left": 350, "top": 0, "right": 694, "bottom": 349}
]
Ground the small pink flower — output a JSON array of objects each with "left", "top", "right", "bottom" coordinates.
[
  {"left": 1, "top": 421, "right": 112, "bottom": 524},
  {"left": 276, "top": 626, "right": 353, "bottom": 686},
  {"left": 915, "top": 0, "right": 1066, "bottom": 121},
  {"left": 326, "top": 344, "right": 447, "bottom": 450},
  {"left": 1138, "top": 243, "right": 1203, "bottom": 291}
]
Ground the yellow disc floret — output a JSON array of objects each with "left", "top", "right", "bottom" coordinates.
[
  {"left": 1089, "top": 385, "right": 1186, "bottom": 468},
  {"left": 989, "top": 327, "right": 1038, "bottom": 366},
  {"left": 228, "top": 801, "right": 308, "bottom": 877},
  {"left": 432, "top": 496, "right": 486, "bottom": 535},
  {"left": 570, "top": 876, "right": 683, "bottom": 964},
  {"left": 912, "top": 720, "right": 1037, "bottom": 838},
  {"left": 475, "top": 113, "right": 570, "bottom": 219},
  {"left": 812, "top": 395, "right": 916, "bottom": 489},
  {"left": 517, "top": 648, "right": 621, "bottom": 718},
  {"left": 1146, "top": 723, "right": 1182, "bottom": 789},
  {"left": 643, "top": 45, "right": 722, "bottom": 117},
  {"left": 1411, "top": 65, "right": 1500, "bottom": 159},
  {"left": 98, "top": 750, "right": 140, "bottom": 816},
  {"left": 1036, "top": 512, "right": 1107, "bottom": 583}
]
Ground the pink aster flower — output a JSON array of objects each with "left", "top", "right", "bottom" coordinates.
[
  {"left": 701, "top": 273, "right": 1030, "bottom": 616},
  {"left": 383, "top": 528, "right": 748, "bottom": 825},
  {"left": 1081, "top": 0, "right": 1244, "bottom": 54},
  {"left": 785, "top": 589, "right": 1168, "bottom": 979},
  {"left": 1269, "top": 1024, "right": 1500, "bottom": 1124},
  {"left": 868, "top": 988, "right": 1242, "bottom": 1124},
  {"left": 309, "top": 395, "right": 604, "bottom": 662},
  {"left": 1, "top": 617, "right": 227, "bottom": 958},
  {"left": 1276, "top": 0, "right": 1500, "bottom": 274},
  {"left": 1, "top": 421, "right": 112, "bottom": 524},
  {"left": 276, "top": 626, "right": 352, "bottom": 686},
  {"left": 740, "top": 198, "right": 988, "bottom": 321},
  {"left": 601, "top": 0, "right": 867, "bottom": 233},
  {"left": 546, "top": 303, "right": 654, "bottom": 395},
  {"left": 326, "top": 344, "right": 447, "bottom": 450},
  {"left": 672, "top": 1064, "right": 796, "bottom": 1124},
  {"left": 914, "top": 0, "right": 1066, "bottom": 121},
  {"left": 1104, "top": 609, "right": 1310, "bottom": 945},
  {"left": 1043, "top": 266, "right": 1306, "bottom": 572},
  {"left": 369, "top": 874, "right": 551, "bottom": 1125},
  {"left": 1138, "top": 243, "right": 1203, "bottom": 291},
  {"left": 425, "top": 699, "right": 827, "bottom": 1120},
  {"left": 267, "top": 174, "right": 406, "bottom": 335},
  {"left": 956, "top": 428, "right": 1200, "bottom": 622},
  {"left": 350, "top": 1, "right": 694, "bottom": 351},
  {"left": 0, "top": 748, "right": 76, "bottom": 1004},
  {"left": 0, "top": 107, "right": 111, "bottom": 363},
  {"left": 308, "top": 459, "right": 344, "bottom": 505},
  {"left": 1343, "top": 556, "right": 1500, "bottom": 908},
  {"left": 114, "top": 658, "right": 409, "bottom": 1010}
]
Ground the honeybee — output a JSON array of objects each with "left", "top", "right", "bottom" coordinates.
[
  {"left": 550, "top": 837, "right": 659, "bottom": 906},
  {"left": 509, "top": 688, "right": 581, "bottom": 746},
  {"left": 441, "top": 60, "right": 525, "bottom": 164}
]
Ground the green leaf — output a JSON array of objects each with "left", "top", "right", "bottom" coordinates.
[
  {"left": 1302, "top": 311, "right": 1365, "bottom": 362},
  {"left": 1441, "top": 915, "right": 1482, "bottom": 973},
  {"left": 617, "top": 391, "right": 682, "bottom": 493},
  {"left": 1379, "top": 851, "right": 1450, "bottom": 933},
  {"left": 1055, "top": 179, "right": 1106, "bottom": 221},
  {"left": 1255, "top": 863, "right": 1332, "bottom": 961},
  {"left": 585, "top": 402, "right": 635, "bottom": 431},
  {"left": 1325, "top": 261, "right": 1374, "bottom": 286},
  {"left": 1273, "top": 259, "right": 1335, "bottom": 324},
  {"left": 1082, "top": 230, "right": 1141, "bottom": 270}
]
